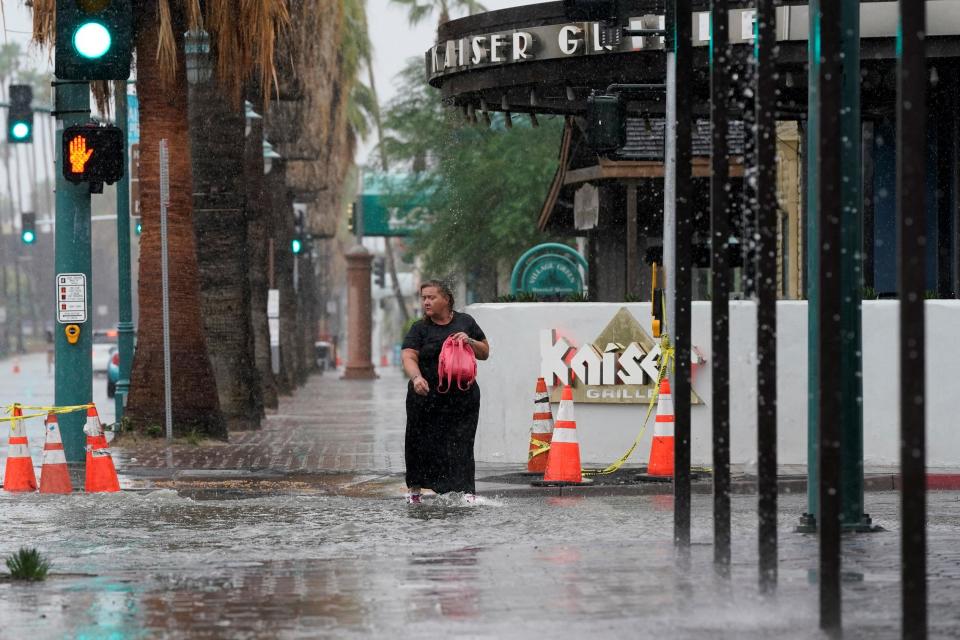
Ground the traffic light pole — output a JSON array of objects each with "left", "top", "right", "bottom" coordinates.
[
  {"left": 54, "top": 80, "right": 92, "bottom": 472},
  {"left": 115, "top": 89, "right": 134, "bottom": 422}
]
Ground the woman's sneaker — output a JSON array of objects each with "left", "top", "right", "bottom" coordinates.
[{"left": 406, "top": 493, "right": 422, "bottom": 505}]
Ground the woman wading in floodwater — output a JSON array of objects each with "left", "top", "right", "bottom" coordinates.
[{"left": 401, "top": 281, "right": 490, "bottom": 504}]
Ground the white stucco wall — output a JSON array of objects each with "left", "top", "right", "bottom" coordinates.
[{"left": 467, "top": 301, "right": 960, "bottom": 469}]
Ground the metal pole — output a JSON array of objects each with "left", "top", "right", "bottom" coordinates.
[
  {"left": 817, "top": 0, "right": 844, "bottom": 632},
  {"left": 115, "top": 87, "right": 134, "bottom": 423},
  {"left": 800, "top": 0, "right": 821, "bottom": 535},
  {"left": 159, "top": 139, "right": 173, "bottom": 442},
  {"left": 756, "top": 0, "right": 778, "bottom": 592},
  {"left": 672, "top": 0, "right": 693, "bottom": 548},
  {"left": 839, "top": 0, "right": 870, "bottom": 532},
  {"left": 53, "top": 80, "right": 92, "bottom": 474},
  {"left": 897, "top": 2, "right": 928, "bottom": 637},
  {"left": 663, "top": 54, "right": 677, "bottom": 337},
  {"left": 709, "top": 0, "right": 731, "bottom": 573}
]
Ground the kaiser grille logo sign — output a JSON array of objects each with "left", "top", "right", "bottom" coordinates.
[{"left": 539, "top": 308, "right": 703, "bottom": 404}]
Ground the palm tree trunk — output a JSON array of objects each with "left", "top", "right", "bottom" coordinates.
[
  {"left": 188, "top": 49, "right": 264, "bottom": 432},
  {"left": 244, "top": 109, "right": 279, "bottom": 409},
  {"left": 126, "top": 1, "right": 226, "bottom": 439}
]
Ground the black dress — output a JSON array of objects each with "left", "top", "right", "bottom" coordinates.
[{"left": 402, "top": 312, "right": 486, "bottom": 494}]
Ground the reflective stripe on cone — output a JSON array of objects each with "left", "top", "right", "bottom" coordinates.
[{"left": 40, "top": 413, "right": 72, "bottom": 494}]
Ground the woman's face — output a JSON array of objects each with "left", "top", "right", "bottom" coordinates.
[{"left": 421, "top": 286, "right": 450, "bottom": 318}]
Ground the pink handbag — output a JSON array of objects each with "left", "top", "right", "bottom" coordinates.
[{"left": 436, "top": 335, "right": 477, "bottom": 393}]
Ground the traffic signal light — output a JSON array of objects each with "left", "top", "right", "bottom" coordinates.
[
  {"left": 347, "top": 202, "right": 357, "bottom": 235},
  {"left": 134, "top": 217, "right": 142, "bottom": 235},
  {"left": 56, "top": 0, "right": 133, "bottom": 81},
  {"left": 20, "top": 212, "right": 36, "bottom": 245},
  {"left": 585, "top": 92, "right": 626, "bottom": 154},
  {"left": 373, "top": 257, "right": 386, "bottom": 288},
  {"left": 62, "top": 123, "right": 124, "bottom": 186},
  {"left": 8, "top": 85, "right": 32, "bottom": 143},
  {"left": 291, "top": 238, "right": 303, "bottom": 254}
]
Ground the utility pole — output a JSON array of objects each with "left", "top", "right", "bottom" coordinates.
[
  {"left": 115, "top": 87, "right": 134, "bottom": 422},
  {"left": 53, "top": 79, "right": 92, "bottom": 474}
]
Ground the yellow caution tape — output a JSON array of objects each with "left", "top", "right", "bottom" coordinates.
[
  {"left": 528, "top": 437, "right": 551, "bottom": 461},
  {"left": 583, "top": 334, "right": 676, "bottom": 476},
  {"left": 0, "top": 403, "right": 94, "bottom": 424}
]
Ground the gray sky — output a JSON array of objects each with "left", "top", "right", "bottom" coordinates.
[{"left": 362, "top": 0, "right": 550, "bottom": 162}]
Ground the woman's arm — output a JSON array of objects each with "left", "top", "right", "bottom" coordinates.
[
  {"left": 450, "top": 332, "right": 490, "bottom": 360},
  {"left": 402, "top": 348, "right": 429, "bottom": 395},
  {"left": 470, "top": 338, "right": 490, "bottom": 361}
]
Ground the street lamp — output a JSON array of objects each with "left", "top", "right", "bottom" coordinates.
[
  {"left": 263, "top": 139, "right": 281, "bottom": 174},
  {"left": 184, "top": 30, "right": 212, "bottom": 85},
  {"left": 244, "top": 100, "right": 262, "bottom": 137}
]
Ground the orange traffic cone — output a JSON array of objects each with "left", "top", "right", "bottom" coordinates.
[
  {"left": 39, "top": 413, "right": 72, "bottom": 494},
  {"left": 4, "top": 404, "right": 37, "bottom": 492},
  {"left": 534, "top": 385, "right": 589, "bottom": 486},
  {"left": 380, "top": 354, "right": 389, "bottom": 367},
  {"left": 12, "top": 358, "right": 21, "bottom": 375},
  {"left": 527, "top": 377, "right": 554, "bottom": 473},
  {"left": 84, "top": 406, "right": 119, "bottom": 493},
  {"left": 646, "top": 378, "right": 675, "bottom": 477}
]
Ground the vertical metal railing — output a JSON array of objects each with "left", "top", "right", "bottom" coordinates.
[
  {"left": 672, "top": 0, "right": 693, "bottom": 549},
  {"left": 709, "top": 0, "right": 731, "bottom": 573},
  {"left": 755, "top": 0, "right": 779, "bottom": 592},
  {"left": 817, "top": 0, "right": 844, "bottom": 632},
  {"left": 897, "top": 2, "right": 928, "bottom": 638}
]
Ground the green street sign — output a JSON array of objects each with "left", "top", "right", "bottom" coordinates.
[
  {"left": 359, "top": 173, "right": 426, "bottom": 237},
  {"left": 522, "top": 253, "right": 583, "bottom": 296}
]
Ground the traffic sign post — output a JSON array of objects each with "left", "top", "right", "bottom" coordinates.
[{"left": 54, "top": 80, "right": 93, "bottom": 471}]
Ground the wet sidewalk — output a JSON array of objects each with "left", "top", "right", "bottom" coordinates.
[{"left": 111, "top": 367, "right": 935, "bottom": 500}]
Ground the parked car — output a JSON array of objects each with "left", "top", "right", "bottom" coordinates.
[
  {"left": 106, "top": 347, "right": 119, "bottom": 398},
  {"left": 92, "top": 329, "right": 118, "bottom": 375}
]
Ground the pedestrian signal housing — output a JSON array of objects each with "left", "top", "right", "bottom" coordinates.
[
  {"left": 8, "top": 85, "right": 33, "bottom": 144},
  {"left": 62, "top": 124, "right": 124, "bottom": 186},
  {"left": 585, "top": 93, "right": 626, "bottom": 154},
  {"left": 56, "top": 0, "right": 133, "bottom": 81},
  {"left": 20, "top": 213, "right": 36, "bottom": 245}
]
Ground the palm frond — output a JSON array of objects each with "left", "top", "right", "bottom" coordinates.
[{"left": 31, "top": 0, "right": 55, "bottom": 49}]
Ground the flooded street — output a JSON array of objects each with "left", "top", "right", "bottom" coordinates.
[{"left": 1, "top": 490, "right": 958, "bottom": 639}]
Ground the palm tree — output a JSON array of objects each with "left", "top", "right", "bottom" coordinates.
[
  {"left": 266, "top": 0, "right": 365, "bottom": 382},
  {"left": 32, "top": 0, "right": 288, "bottom": 438},
  {"left": 188, "top": 41, "right": 264, "bottom": 431}
]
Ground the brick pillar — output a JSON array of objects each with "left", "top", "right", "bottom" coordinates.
[{"left": 342, "top": 244, "right": 376, "bottom": 380}]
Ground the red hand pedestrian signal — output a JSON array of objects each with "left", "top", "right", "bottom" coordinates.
[
  {"left": 61, "top": 124, "right": 124, "bottom": 185},
  {"left": 68, "top": 135, "right": 94, "bottom": 174}
]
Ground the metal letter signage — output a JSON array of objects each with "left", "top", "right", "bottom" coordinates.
[
  {"left": 426, "top": 4, "right": 960, "bottom": 83},
  {"left": 57, "top": 273, "right": 88, "bottom": 324}
]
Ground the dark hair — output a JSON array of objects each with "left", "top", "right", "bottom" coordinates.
[{"left": 419, "top": 279, "right": 455, "bottom": 309}]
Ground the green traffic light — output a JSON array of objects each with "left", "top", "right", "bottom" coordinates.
[
  {"left": 11, "top": 122, "right": 30, "bottom": 140},
  {"left": 74, "top": 22, "right": 112, "bottom": 59},
  {"left": 291, "top": 238, "right": 303, "bottom": 254},
  {"left": 135, "top": 221, "right": 142, "bottom": 235},
  {"left": 21, "top": 230, "right": 35, "bottom": 244}
]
